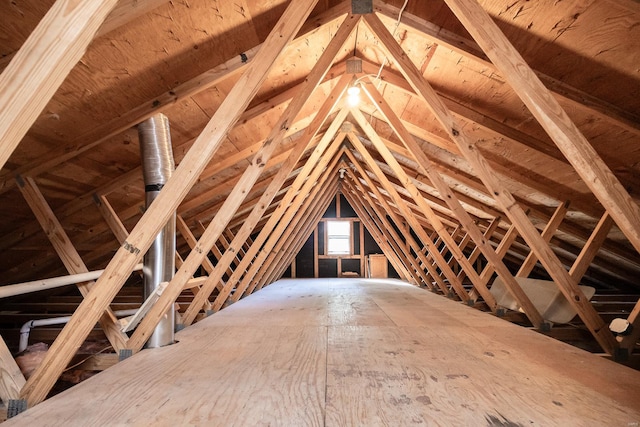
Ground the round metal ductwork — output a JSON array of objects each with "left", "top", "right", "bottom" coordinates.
[{"left": 138, "top": 113, "right": 176, "bottom": 348}]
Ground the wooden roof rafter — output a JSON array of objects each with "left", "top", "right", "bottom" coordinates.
[
  {"left": 19, "top": 0, "right": 323, "bottom": 406},
  {"left": 361, "top": 9, "right": 621, "bottom": 353}
]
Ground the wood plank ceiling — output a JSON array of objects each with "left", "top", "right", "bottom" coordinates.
[{"left": 0, "top": 0, "right": 639, "bottom": 406}]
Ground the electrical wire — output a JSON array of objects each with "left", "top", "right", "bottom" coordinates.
[{"left": 373, "top": 0, "right": 409, "bottom": 88}]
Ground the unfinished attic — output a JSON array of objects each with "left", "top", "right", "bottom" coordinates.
[{"left": 0, "top": 0, "right": 639, "bottom": 423}]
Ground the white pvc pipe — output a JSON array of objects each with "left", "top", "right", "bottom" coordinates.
[
  {"left": 0, "top": 264, "right": 144, "bottom": 299},
  {"left": 19, "top": 309, "right": 139, "bottom": 352}
]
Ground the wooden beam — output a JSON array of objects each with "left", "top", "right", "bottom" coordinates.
[
  {"left": 569, "top": 212, "right": 614, "bottom": 283},
  {"left": 0, "top": 2, "right": 351, "bottom": 195},
  {"left": 361, "top": 12, "right": 617, "bottom": 354},
  {"left": 243, "top": 147, "right": 345, "bottom": 295},
  {"left": 459, "top": 217, "right": 501, "bottom": 284},
  {"left": 16, "top": 176, "right": 128, "bottom": 352},
  {"left": 176, "top": 216, "right": 225, "bottom": 292},
  {"left": 344, "top": 173, "right": 425, "bottom": 285},
  {"left": 129, "top": 3, "right": 348, "bottom": 343},
  {"left": 20, "top": 0, "right": 321, "bottom": 406},
  {"left": 0, "top": 1, "right": 169, "bottom": 74},
  {"left": 0, "top": 0, "right": 118, "bottom": 171},
  {"left": 263, "top": 180, "right": 339, "bottom": 287},
  {"left": 93, "top": 194, "right": 131, "bottom": 245},
  {"left": 620, "top": 301, "right": 640, "bottom": 354},
  {"left": 253, "top": 166, "right": 339, "bottom": 289},
  {"left": 442, "top": 0, "right": 640, "bottom": 255},
  {"left": 346, "top": 129, "right": 471, "bottom": 302},
  {"left": 517, "top": 201, "right": 570, "bottom": 278},
  {"left": 172, "top": 14, "right": 359, "bottom": 323},
  {"left": 373, "top": 1, "right": 640, "bottom": 134},
  {"left": 345, "top": 151, "right": 436, "bottom": 287},
  {"left": 202, "top": 104, "right": 350, "bottom": 301},
  {"left": 342, "top": 184, "right": 413, "bottom": 282},
  {"left": 95, "top": 195, "right": 211, "bottom": 310},
  {"left": 0, "top": 336, "right": 25, "bottom": 403},
  {"left": 359, "top": 81, "right": 544, "bottom": 327},
  {"left": 257, "top": 175, "right": 340, "bottom": 289},
  {"left": 345, "top": 169, "right": 423, "bottom": 284},
  {"left": 230, "top": 130, "right": 348, "bottom": 303}
]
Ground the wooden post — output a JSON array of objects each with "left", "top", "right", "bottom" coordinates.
[
  {"left": 0, "top": 0, "right": 118, "bottom": 171},
  {"left": 20, "top": 0, "right": 321, "bottom": 406}
]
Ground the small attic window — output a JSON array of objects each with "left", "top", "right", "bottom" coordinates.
[{"left": 327, "top": 220, "right": 351, "bottom": 255}]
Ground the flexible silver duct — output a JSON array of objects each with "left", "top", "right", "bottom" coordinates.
[{"left": 138, "top": 114, "right": 176, "bottom": 348}]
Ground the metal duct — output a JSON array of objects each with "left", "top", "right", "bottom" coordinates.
[{"left": 138, "top": 114, "right": 176, "bottom": 348}]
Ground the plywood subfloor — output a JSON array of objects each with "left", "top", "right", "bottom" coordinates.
[{"left": 6, "top": 279, "right": 640, "bottom": 426}]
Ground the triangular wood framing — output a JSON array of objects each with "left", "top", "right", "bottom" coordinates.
[{"left": 0, "top": 0, "right": 638, "bottom": 408}]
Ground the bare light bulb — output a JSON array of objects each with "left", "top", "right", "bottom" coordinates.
[{"left": 347, "top": 85, "right": 360, "bottom": 106}]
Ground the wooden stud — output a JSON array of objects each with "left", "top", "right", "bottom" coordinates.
[
  {"left": 569, "top": 212, "right": 614, "bottom": 282},
  {"left": 93, "top": 194, "right": 130, "bottom": 245},
  {"left": 374, "top": 1, "right": 640, "bottom": 135},
  {"left": 314, "top": 224, "right": 319, "bottom": 278},
  {"left": 176, "top": 216, "right": 225, "bottom": 292}
]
